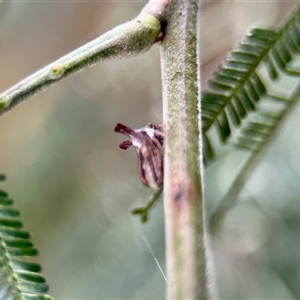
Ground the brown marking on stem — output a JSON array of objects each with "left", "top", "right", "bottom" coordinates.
[{"left": 170, "top": 176, "right": 198, "bottom": 210}]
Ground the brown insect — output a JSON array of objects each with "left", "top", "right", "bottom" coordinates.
[{"left": 114, "top": 123, "right": 164, "bottom": 189}]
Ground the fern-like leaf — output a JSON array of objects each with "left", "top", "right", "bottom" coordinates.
[
  {"left": 210, "top": 85, "right": 300, "bottom": 233},
  {"left": 202, "top": 28, "right": 275, "bottom": 160},
  {"left": 207, "top": 5, "right": 300, "bottom": 232},
  {"left": 0, "top": 175, "right": 52, "bottom": 300},
  {"left": 202, "top": 5, "right": 300, "bottom": 161}
]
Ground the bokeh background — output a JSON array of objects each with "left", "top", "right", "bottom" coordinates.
[{"left": 0, "top": 1, "right": 298, "bottom": 299}]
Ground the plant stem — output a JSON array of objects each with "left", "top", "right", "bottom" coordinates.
[
  {"left": 131, "top": 187, "right": 163, "bottom": 223},
  {"left": 160, "top": 1, "right": 211, "bottom": 299},
  {"left": 0, "top": 7, "right": 163, "bottom": 116}
]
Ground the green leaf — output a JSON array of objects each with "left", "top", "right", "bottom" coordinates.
[
  {"left": 202, "top": 6, "right": 300, "bottom": 161},
  {"left": 0, "top": 176, "right": 53, "bottom": 300}
]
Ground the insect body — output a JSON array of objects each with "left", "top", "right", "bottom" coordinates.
[{"left": 114, "top": 123, "right": 164, "bottom": 189}]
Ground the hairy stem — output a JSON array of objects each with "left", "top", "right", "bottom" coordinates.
[
  {"left": 0, "top": 2, "right": 171, "bottom": 116},
  {"left": 160, "top": 1, "right": 211, "bottom": 299}
]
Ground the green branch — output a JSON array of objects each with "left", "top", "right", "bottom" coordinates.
[
  {"left": 160, "top": 1, "right": 212, "bottom": 299},
  {"left": 0, "top": 1, "right": 171, "bottom": 116}
]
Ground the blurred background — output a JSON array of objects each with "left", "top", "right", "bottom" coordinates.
[{"left": 0, "top": 1, "right": 299, "bottom": 299}]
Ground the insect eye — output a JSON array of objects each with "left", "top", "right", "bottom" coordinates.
[{"left": 147, "top": 123, "right": 155, "bottom": 129}]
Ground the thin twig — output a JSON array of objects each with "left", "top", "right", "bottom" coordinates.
[{"left": 131, "top": 187, "right": 163, "bottom": 223}]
